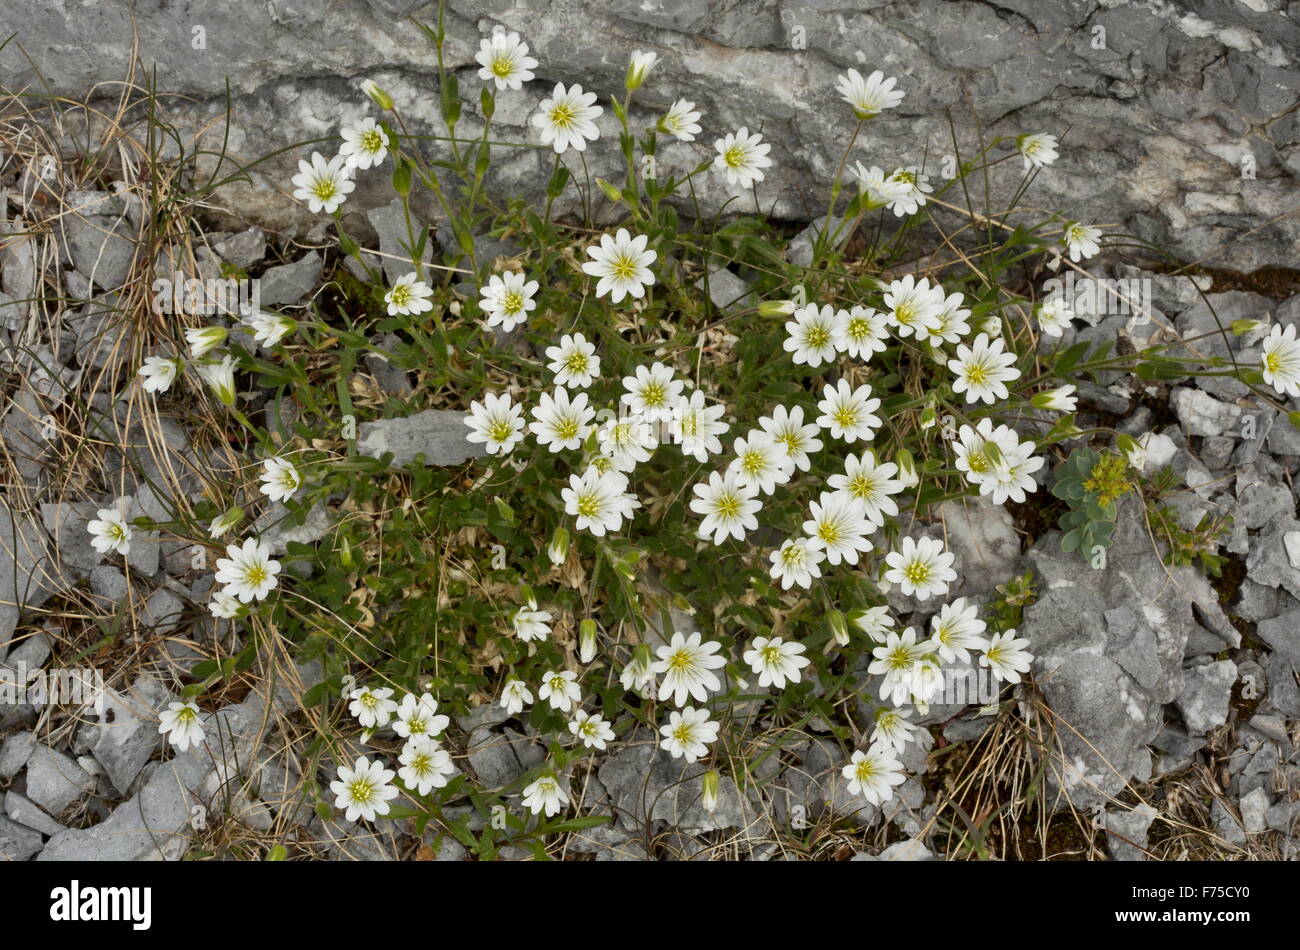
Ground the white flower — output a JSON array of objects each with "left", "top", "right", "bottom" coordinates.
[
  {"left": 1036, "top": 296, "right": 1073, "bottom": 337},
  {"left": 338, "top": 116, "right": 390, "bottom": 170},
  {"left": 853, "top": 605, "right": 896, "bottom": 642},
  {"left": 815, "top": 379, "right": 882, "bottom": 443},
  {"left": 742, "top": 636, "right": 810, "bottom": 689},
  {"left": 659, "top": 706, "right": 719, "bottom": 763},
  {"left": 392, "top": 692, "right": 449, "bottom": 741},
  {"left": 784, "top": 303, "right": 839, "bottom": 367},
  {"left": 1062, "top": 221, "right": 1101, "bottom": 262},
  {"left": 868, "top": 626, "right": 930, "bottom": 705},
  {"left": 652, "top": 631, "right": 725, "bottom": 707},
  {"left": 833, "top": 305, "right": 889, "bottom": 359},
  {"left": 727, "top": 430, "right": 796, "bottom": 495},
  {"left": 545, "top": 332, "right": 601, "bottom": 388},
  {"left": 213, "top": 537, "right": 281, "bottom": 603},
  {"left": 138, "top": 356, "right": 181, "bottom": 393},
  {"left": 562, "top": 467, "right": 640, "bottom": 536},
  {"left": 928, "top": 597, "right": 987, "bottom": 664},
  {"left": 479, "top": 271, "right": 538, "bottom": 333},
  {"left": 185, "top": 326, "right": 227, "bottom": 357},
  {"left": 530, "top": 387, "right": 596, "bottom": 451},
  {"left": 883, "top": 536, "right": 957, "bottom": 602},
  {"left": 948, "top": 332, "right": 1021, "bottom": 404},
  {"left": 348, "top": 685, "right": 399, "bottom": 729},
  {"left": 828, "top": 451, "right": 903, "bottom": 528},
  {"left": 768, "top": 536, "right": 825, "bottom": 591},
  {"left": 500, "top": 678, "right": 533, "bottom": 715},
  {"left": 922, "top": 292, "right": 972, "bottom": 346},
  {"left": 625, "top": 50, "right": 658, "bottom": 90},
  {"left": 532, "top": 82, "right": 602, "bottom": 153},
  {"left": 512, "top": 604, "right": 554, "bottom": 643},
  {"left": 196, "top": 354, "right": 238, "bottom": 406},
  {"left": 330, "top": 756, "right": 399, "bottom": 823},
  {"left": 620, "top": 360, "right": 682, "bottom": 422},
  {"left": 713, "top": 127, "right": 772, "bottom": 191},
  {"left": 243, "top": 308, "right": 297, "bottom": 347},
  {"left": 583, "top": 228, "right": 657, "bottom": 303},
  {"left": 597, "top": 415, "right": 657, "bottom": 472},
  {"left": 258, "top": 457, "right": 302, "bottom": 504},
  {"left": 883, "top": 275, "right": 945, "bottom": 338},
  {"left": 398, "top": 737, "right": 454, "bottom": 795},
  {"left": 209, "top": 590, "right": 243, "bottom": 619},
  {"left": 1034, "top": 384, "right": 1078, "bottom": 412},
  {"left": 980, "top": 629, "right": 1034, "bottom": 684},
  {"left": 882, "top": 167, "right": 931, "bottom": 217},
  {"left": 981, "top": 442, "right": 1045, "bottom": 505},
  {"left": 620, "top": 649, "right": 657, "bottom": 696},
  {"left": 475, "top": 30, "right": 538, "bottom": 90},
  {"left": 538, "top": 670, "right": 582, "bottom": 713},
  {"left": 871, "top": 708, "right": 918, "bottom": 755},
  {"left": 690, "top": 469, "right": 760, "bottom": 545},
  {"left": 670, "top": 389, "right": 729, "bottom": 462},
  {"left": 953, "top": 418, "right": 1005, "bottom": 484},
  {"left": 851, "top": 162, "right": 910, "bottom": 208},
  {"left": 569, "top": 710, "right": 616, "bottom": 750},
  {"left": 803, "top": 490, "right": 874, "bottom": 566},
  {"left": 521, "top": 773, "right": 569, "bottom": 817},
  {"left": 1261, "top": 323, "right": 1300, "bottom": 397},
  {"left": 158, "top": 701, "right": 204, "bottom": 752},
  {"left": 87, "top": 507, "right": 132, "bottom": 556},
  {"left": 385, "top": 271, "right": 434, "bottom": 317},
  {"left": 465, "top": 391, "right": 526, "bottom": 455},
  {"left": 659, "top": 99, "right": 702, "bottom": 142},
  {"left": 1016, "top": 132, "right": 1058, "bottom": 170},
  {"left": 842, "top": 745, "right": 906, "bottom": 805},
  {"left": 758, "top": 404, "right": 823, "bottom": 472},
  {"left": 835, "top": 68, "right": 904, "bottom": 119},
  {"left": 290, "top": 151, "right": 355, "bottom": 214}
]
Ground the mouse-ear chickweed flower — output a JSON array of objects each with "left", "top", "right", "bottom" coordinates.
[
  {"left": 583, "top": 229, "right": 657, "bottom": 303},
  {"left": 159, "top": 701, "right": 205, "bottom": 752},
  {"left": 713, "top": 127, "right": 772, "bottom": 191},
  {"left": 1261, "top": 323, "right": 1300, "bottom": 397},
  {"left": 743, "top": 636, "right": 811, "bottom": 689},
  {"left": 659, "top": 706, "right": 719, "bottom": 763},
  {"left": 476, "top": 30, "right": 538, "bottom": 90},
  {"left": 385, "top": 271, "right": 435, "bottom": 316},
  {"left": 258, "top": 457, "right": 302, "bottom": 503},
  {"left": 980, "top": 629, "right": 1034, "bottom": 684},
  {"left": 339, "top": 116, "right": 391, "bottom": 170},
  {"left": 768, "top": 536, "right": 825, "bottom": 590},
  {"left": 868, "top": 626, "right": 930, "bottom": 705},
  {"left": 1016, "top": 132, "right": 1058, "bottom": 170},
  {"left": 569, "top": 709, "right": 616, "bottom": 750},
  {"left": 545, "top": 332, "right": 601, "bottom": 389},
  {"left": 562, "top": 467, "right": 640, "bottom": 536},
  {"left": 815, "top": 380, "right": 882, "bottom": 443},
  {"left": 479, "top": 270, "right": 538, "bottom": 331},
  {"left": 500, "top": 678, "right": 533, "bottom": 715},
  {"left": 659, "top": 99, "right": 703, "bottom": 141},
  {"left": 728, "top": 430, "right": 796, "bottom": 495},
  {"left": 331, "top": 756, "right": 399, "bottom": 823},
  {"left": 835, "top": 68, "right": 904, "bottom": 119},
  {"left": 883, "top": 536, "right": 956, "bottom": 602},
  {"left": 803, "top": 490, "right": 874, "bottom": 566},
  {"left": 1062, "top": 221, "right": 1101, "bottom": 262},
  {"left": 948, "top": 333, "right": 1021, "bottom": 404},
  {"left": 883, "top": 275, "right": 945, "bottom": 338},
  {"left": 291, "top": 151, "right": 355, "bottom": 214},
  {"left": 671, "top": 389, "right": 729, "bottom": 462},
  {"left": 465, "top": 392, "right": 526, "bottom": 455},
  {"left": 348, "top": 685, "right": 399, "bottom": 729},
  {"left": 853, "top": 605, "right": 897, "bottom": 642},
  {"left": 883, "top": 166, "right": 931, "bottom": 216},
  {"left": 1033, "top": 384, "right": 1078, "bottom": 412},
  {"left": 1035, "top": 296, "right": 1073, "bottom": 337},
  {"left": 828, "top": 450, "right": 903, "bottom": 528},
  {"left": 842, "top": 744, "right": 906, "bottom": 805},
  {"left": 185, "top": 326, "right": 228, "bottom": 357},
  {"left": 833, "top": 305, "right": 890, "bottom": 359},
  {"left": 138, "top": 356, "right": 181, "bottom": 393},
  {"left": 530, "top": 387, "right": 596, "bottom": 451},
  {"left": 532, "top": 82, "right": 603, "bottom": 153},
  {"left": 784, "top": 303, "right": 839, "bottom": 367},
  {"left": 392, "top": 692, "right": 450, "bottom": 740},
  {"left": 521, "top": 773, "right": 569, "bottom": 817},
  {"left": 398, "top": 737, "right": 454, "bottom": 795},
  {"left": 758, "top": 404, "right": 823, "bottom": 472},
  {"left": 539, "top": 670, "right": 582, "bottom": 713},
  {"left": 652, "top": 631, "right": 725, "bottom": 706},
  {"left": 88, "top": 507, "right": 132, "bottom": 556},
  {"left": 214, "top": 537, "right": 281, "bottom": 603},
  {"left": 690, "top": 469, "right": 760, "bottom": 544},
  {"left": 625, "top": 50, "right": 659, "bottom": 90},
  {"left": 197, "top": 354, "right": 238, "bottom": 406},
  {"left": 620, "top": 361, "right": 682, "bottom": 422},
  {"left": 927, "top": 597, "right": 987, "bottom": 664},
  {"left": 512, "top": 603, "right": 554, "bottom": 643},
  {"left": 598, "top": 415, "right": 658, "bottom": 472}
]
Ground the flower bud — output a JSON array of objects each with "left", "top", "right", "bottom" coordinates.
[
  {"left": 579, "top": 619, "right": 598, "bottom": 664},
  {"left": 625, "top": 50, "right": 658, "bottom": 91},
  {"left": 361, "top": 79, "right": 394, "bottom": 111},
  {"left": 827, "top": 608, "right": 849, "bottom": 646},
  {"left": 701, "top": 769, "right": 720, "bottom": 813},
  {"left": 209, "top": 507, "right": 244, "bottom": 539},
  {"left": 758, "top": 299, "right": 796, "bottom": 317},
  {"left": 548, "top": 526, "right": 569, "bottom": 566}
]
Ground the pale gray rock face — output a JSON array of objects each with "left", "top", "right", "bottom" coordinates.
[
  {"left": 357, "top": 409, "right": 486, "bottom": 468},
  {"left": 0, "top": 0, "right": 1293, "bottom": 269}
]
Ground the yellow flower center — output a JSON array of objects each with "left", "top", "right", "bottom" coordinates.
[
  {"left": 549, "top": 103, "right": 575, "bottom": 128},
  {"left": 502, "top": 290, "right": 524, "bottom": 314},
  {"left": 903, "top": 561, "right": 931, "bottom": 585},
  {"left": 724, "top": 145, "right": 745, "bottom": 169},
  {"left": 390, "top": 284, "right": 411, "bottom": 307},
  {"left": 554, "top": 417, "right": 580, "bottom": 440},
  {"left": 313, "top": 178, "right": 336, "bottom": 200},
  {"left": 806, "top": 325, "right": 830, "bottom": 348},
  {"left": 833, "top": 407, "right": 859, "bottom": 429},
  {"left": 668, "top": 651, "right": 693, "bottom": 672},
  {"left": 361, "top": 129, "right": 384, "bottom": 153},
  {"left": 577, "top": 493, "right": 600, "bottom": 518},
  {"left": 491, "top": 56, "right": 515, "bottom": 78},
  {"left": 716, "top": 492, "right": 740, "bottom": 518},
  {"left": 564, "top": 352, "right": 589, "bottom": 374},
  {"left": 855, "top": 758, "right": 877, "bottom": 782},
  {"left": 348, "top": 779, "right": 374, "bottom": 803},
  {"left": 640, "top": 382, "right": 664, "bottom": 407},
  {"left": 245, "top": 564, "right": 268, "bottom": 587},
  {"left": 488, "top": 419, "right": 513, "bottom": 443},
  {"left": 611, "top": 254, "right": 638, "bottom": 282}
]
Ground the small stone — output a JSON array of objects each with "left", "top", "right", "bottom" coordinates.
[
  {"left": 1171, "top": 387, "right": 1243, "bottom": 438},
  {"left": 5, "top": 789, "right": 66, "bottom": 836},
  {"left": 141, "top": 587, "right": 186, "bottom": 638},
  {"left": 0, "top": 815, "right": 43, "bottom": 860},
  {"left": 90, "top": 565, "right": 129, "bottom": 603},
  {"left": 24, "top": 745, "right": 96, "bottom": 816},
  {"left": 79, "top": 674, "right": 172, "bottom": 794},
  {"left": 1212, "top": 798, "right": 1247, "bottom": 847},
  {"left": 0, "top": 731, "right": 35, "bottom": 780},
  {"left": 1176, "top": 660, "right": 1237, "bottom": 736},
  {"left": 357, "top": 409, "right": 486, "bottom": 468},
  {"left": 1256, "top": 608, "right": 1300, "bottom": 665},
  {"left": 1105, "top": 803, "right": 1157, "bottom": 860},
  {"left": 64, "top": 213, "right": 135, "bottom": 290},
  {"left": 258, "top": 251, "right": 323, "bottom": 306},
  {"left": 213, "top": 226, "right": 267, "bottom": 270},
  {"left": 1239, "top": 787, "right": 1270, "bottom": 834}
]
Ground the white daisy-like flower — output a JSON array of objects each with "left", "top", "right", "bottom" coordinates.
[
  {"left": 1062, "top": 221, "right": 1101, "bottom": 262},
  {"left": 243, "top": 308, "right": 297, "bottom": 348},
  {"left": 712, "top": 126, "right": 773, "bottom": 191},
  {"left": 922, "top": 292, "right": 972, "bottom": 346},
  {"left": 928, "top": 597, "right": 987, "bottom": 664},
  {"left": 803, "top": 490, "right": 874, "bottom": 566},
  {"left": 138, "top": 356, "right": 181, "bottom": 393},
  {"left": 835, "top": 68, "right": 904, "bottom": 119},
  {"left": 948, "top": 333, "right": 1021, "bottom": 404},
  {"left": 981, "top": 442, "right": 1045, "bottom": 506},
  {"left": 883, "top": 536, "right": 957, "bottom": 602},
  {"left": 504, "top": 597, "right": 548, "bottom": 641},
  {"left": 815, "top": 379, "right": 882, "bottom": 443},
  {"left": 768, "top": 536, "right": 825, "bottom": 591},
  {"left": 384, "top": 271, "right": 434, "bottom": 317},
  {"left": 158, "top": 701, "right": 204, "bottom": 752},
  {"left": 392, "top": 692, "right": 449, "bottom": 741},
  {"left": 597, "top": 414, "right": 657, "bottom": 472},
  {"left": 582, "top": 228, "right": 657, "bottom": 303},
  {"left": 331, "top": 756, "right": 399, "bottom": 823},
  {"left": 1016, "top": 132, "right": 1058, "bottom": 170},
  {"left": 868, "top": 626, "right": 931, "bottom": 705},
  {"left": 500, "top": 678, "right": 533, "bottom": 715},
  {"left": 620, "top": 361, "right": 682, "bottom": 422},
  {"left": 625, "top": 50, "right": 658, "bottom": 90},
  {"left": 529, "top": 387, "right": 596, "bottom": 451},
  {"left": 521, "top": 772, "right": 569, "bottom": 817},
  {"left": 620, "top": 648, "right": 657, "bottom": 697},
  {"left": 290, "top": 151, "right": 355, "bottom": 215},
  {"left": 1035, "top": 296, "right": 1073, "bottom": 337},
  {"left": 562, "top": 467, "right": 640, "bottom": 536},
  {"left": 882, "top": 166, "right": 932, "bottom": 217},
  {"left": 338, "top": 116, "right": 390, "bottom": 170},
  {"left": 727, "top": 430, "right": 796, "bottom": 495},
  {"left": 1033, "top": 384, "right": 1078, "bottom": 412},
  {"left": 185, "top": 326, "right": 227, "bottom": 357},
  {"left": 398, "top": 737, "right": 454, "bottom": 795},
  {"left": 659, "top": 706, "right": 719, "bottom": 763},
  {"left": 980, "top": 629, "right": 1034, "bottom": 684},
  {"left": 532, "top": 82, "right": 602, "bottom": 153},
  {"left": 853, "top": 605, "right": 897, "bottom": 642},
  {"left": 690, "top": 469, "right": 761, "bottom": 545},
  {"left": 348, "top": 685, "right": 399, "bottom": 729},
  {"left": 953, "top": 418, "right": 1003, "bottom": 485},
  {"left": 213, "top": 537, "right": 281, "bottom": 603},
  {"left": 871, "top": 708, "right": 918, "bottom": 755},
  {"left": 1261, "top": 323, "right": 1300, "bottom": 397},
  {"left": 652, "top": 631, "right": 725, "bottom": 707},
  {"left": 833, "top": 305, "right": 890, "bottom": 359},
  {"left": 475, "top": 30, "right": 538, "bottom": 91},
  {"left": 538, "top": 669, "right": 582, "bottom": 713},
  {"left": 87, "top": 507, "right": 132, "bottom": 556},
  {"left": 828, "top": 450, "right": 904, "bottom": 528},
  {"left": 545, "top": 332, "right": 601, "bottom": 389},
  {"left": 670, "top": 389, "right": 729, "bottom": 462},
  {"left": 742, "top": 636, "right": 810, "bottom": 689},
  {"left": 659, "top": 99, "right": 702, "bottom": 142},
  {"left": 196, "top": 354, "right": 238, "bottom": 406},
  {"left": 478, "top": 270, "right": 538, "bottom": 332},
  {"left": 842, "top": 744, "right": 906, "bottom": 805},
  {"left": 465, "top": 392, "right": 526, "bottom": 455},
  {"left": 258, "top": 457, "right": 302, "bottom": 504},
  {"left": 851, "top": 162, "right": 910, "bottom": 209},
  {"left": 209, "top": 590, "right": 243, "bottom": 619},
  {"left": 883, "top": 275, "right": 946, "bottom": 338},
  {"left": 784, "top": 303, "right": 839, "bottom": 367},
  {"left": 569, "top": 710, "right": 616, "bottom": 750},
  {"left": 758, "top": 404, "right": 823, "bottom": 472}
]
